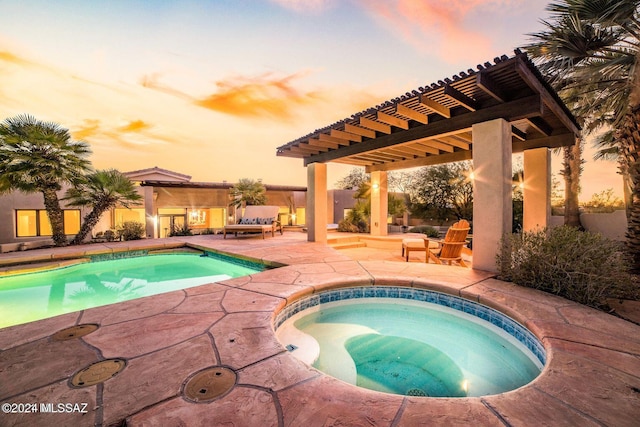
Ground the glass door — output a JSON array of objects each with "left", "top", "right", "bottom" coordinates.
[{"left": 158, "top": 215, "right": 186, "bottom": 238}]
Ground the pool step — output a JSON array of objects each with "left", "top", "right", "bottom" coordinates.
[
  {"left": 328, "top": 235, "right": 366, "bottom": 250},
  {"left": 330, "top": 241, "right": 367, "bottom": 250}
]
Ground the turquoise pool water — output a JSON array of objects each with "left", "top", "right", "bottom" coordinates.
[
  {"left": 0, "top": 253, "right": 262, "bottom": 329},
  {"left": 277, "top": 295, "right": 543, "bottom": 397}
]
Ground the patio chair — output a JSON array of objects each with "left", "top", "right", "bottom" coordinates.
[{"left": 427, "top": 220, "right": 470, "bottom": 267}]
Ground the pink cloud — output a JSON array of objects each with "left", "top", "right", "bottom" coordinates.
[{"left": 359, "top": 0, "right": 502, "bottom": 62}]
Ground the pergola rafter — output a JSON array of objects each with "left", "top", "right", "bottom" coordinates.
[{"left": 277, "top": 51, "right": 579, "bottom": 173}]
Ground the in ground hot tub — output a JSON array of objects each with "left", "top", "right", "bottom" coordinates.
[{"left": 275, "top": 286, "right": 545, "bottom": 397}]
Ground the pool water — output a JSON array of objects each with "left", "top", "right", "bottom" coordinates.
[
  {"left": 0, "top": 254, "right": 262, "bottom": 328},
  {"left": 277, "top": 298, "right": 543, "bottom": 397}
]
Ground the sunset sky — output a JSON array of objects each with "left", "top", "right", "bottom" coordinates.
[{"left": 0, "top": 0, "right": 622, "bottom": 200}]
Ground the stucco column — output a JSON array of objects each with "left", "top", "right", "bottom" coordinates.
[
  {"left": 307, "top": 162, "right": 327, "bottom": 243},
  {"left": 472, "top": 119, "right": 512, "bottom": 272},
  {"left": 523, "top": 147, "right": 551, "bottom": 231},
  {"left": 143, "top": 186, "right": 156, "bottom": 239},
  {"left": 370, "top": 170, "right": 388, "bottom": 236}
]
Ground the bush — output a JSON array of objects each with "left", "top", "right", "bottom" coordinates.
[
  {"left": 169, "top": 224, "right": 193, "bottom": 237},
  {"left": 103, "top": 230, "right": 117, "bottom": 242},
  {"left": 337, "top": 219, "right": 359, "bottom": 232},
  {"left": 118, "top": 221, "right": 145, "bottom": 241},
  {"left": 338, "top": 204, "right": 369, "bottom": 233},
  {"left": 497, "top": 226, "right": 639, "bottom": 309},
  {"left": 408, "top": 225, "right": 440, "bottom": 238}
]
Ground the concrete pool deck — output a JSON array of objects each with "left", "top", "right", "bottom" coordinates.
[{"left": 0, "top": 232, "right": 639, "bottom": 426}]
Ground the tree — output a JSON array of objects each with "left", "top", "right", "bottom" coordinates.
[
  {"left": 0, "top": 114, "right": 92, "bottom": 246},
  {"left": 229, "top": 178, "right": 267, "bottom": 210},
  {"left": 526, "top": 0, "right": 640, "bottom": 270},
  {"left": 562, "top": 141, "right": 584, "bottom": 228},
  {"left": 64, "top": 169, "right": 143, "bottom": 245},
  {"left": 410, "top": 162, "right": 473, "bottom": 224},
  {"left": 334, "top": 167, "right": 368, "bottom": 190}
]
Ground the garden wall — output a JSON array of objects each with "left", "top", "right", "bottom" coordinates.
[{"left": 551, "top": 209, "right": 627, "bottom": 241}]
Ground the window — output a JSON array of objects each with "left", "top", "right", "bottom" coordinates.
[
  {"left": 63, "top": 210, "right": 81, "bottom": 235},
  {"left": 16, "top": 210, "right": 37, "bottom": 237},
  {"left": 114, "top": 208, "right": 145, "bottom": 228},
  {"left": 16, "top": 209, "right": 81, "bottom": 237}
]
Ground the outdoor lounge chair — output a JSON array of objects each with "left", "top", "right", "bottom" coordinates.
[
  {"left": 401, "top": 236, "right": 440, "bottom": 262},
  {"left": 427, "top": 219, "right": 470, "bottom": 267},
  {"left": 223, "top": 205, "right": 283, "bottom": 239}
]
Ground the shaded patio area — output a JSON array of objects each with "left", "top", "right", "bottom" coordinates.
[{"left": 0, "top": 233, "right": 638, "bottom": 426}]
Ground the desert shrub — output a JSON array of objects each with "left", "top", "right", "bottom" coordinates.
[
  {"left": 169, "top": 224, "right": 193, "bottom": 237},
  {"left": 337, "top": 219, "right": 360, "bottom": 232},
  {"left": 338, "top": 205, "right": 369, "bottom": 233},
  {"left": 408, "top": 225, "right": 440, "bottom": 238},
  {"left": 118, "top": 221, "right": 145, "bottom": 241},
  {"left": 103, "top": 230, "right": 117, "bottom": 242},
  {"left": 497, "top": 226, "right": 639, "bottom": 309}
]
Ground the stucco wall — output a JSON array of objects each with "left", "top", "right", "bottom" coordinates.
[
  {"left": 551, "top": 210, "right": 627, "bottom": 241},
  {"left": 0, "top": 188, "right": 92, "bottom": 248}
]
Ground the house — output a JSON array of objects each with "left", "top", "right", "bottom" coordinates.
[{"left": 0, "top": 167, "right": 307, "bottom": 252}]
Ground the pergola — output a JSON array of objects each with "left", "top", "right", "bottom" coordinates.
[{"left": 276, "top": 51, "right": 580, "bottom": 271}]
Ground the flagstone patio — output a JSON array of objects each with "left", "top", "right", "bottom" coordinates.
[{"left": 0, "top": 232, "right": 638, "bottom": 426}]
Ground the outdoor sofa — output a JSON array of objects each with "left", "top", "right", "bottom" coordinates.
[{"left": 223, "top": 205, "right": 283, "bottom": 239}]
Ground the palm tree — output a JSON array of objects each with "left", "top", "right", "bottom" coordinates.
[
  {"left": 561, "top": 140, "right": 584, "bottom": 229},
  {"left": 64, "top": 169, "right": 143, "bottom": 245},
  {"left": 526, "top": 0, "right": 640, "bottom": 271},
  {"left": 0, "top": 114, "right": 92, "bottom": 246},
  {"left": 229, "top": 178, "right": 267, "bottom": 212}
]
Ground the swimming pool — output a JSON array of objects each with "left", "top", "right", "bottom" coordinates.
[
  {"left": 0, "top": 253, "right": 263, "bottom": 329},
  {"left": 275, "top": 286, "right": 545, "bottom": 397}
]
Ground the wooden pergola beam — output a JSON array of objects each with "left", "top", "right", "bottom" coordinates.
[
  {"left": 344, "top": 123, "right": 376, "bottom": 138},
  {"left": 511, "top": 126, "right": 527, "bottom": 141},
  {"left": 512, "top": 133, "right": 575, "bottom": 152},
  {"left": 395, "top": 104, "right": 429, "bottom": 124},
  {"left": 444, "top": 85, "right": 479, "bottom": 111},
  {"left": 438, "top": 135, "right": 471, "bottom": 150},
  {"left": 382, "top": 147, "right": 414, "bottom": 159},
  {"left": 419, "top": 95, "right": 451, "bottom": 118},
  {"left": 367, "top": 151, "right": 472, "bottom": 172},
  {"left": 417, "top": 140, "right": 455, "bottom": 153},
  {"left": 361, "top": 150, "right": 406, "bottom": 161},
  {"left": 377, "top": 111, "right": 409, "bottom": 130},
  {"left": 410, "top": 144, "right": 440, "bottom": 155},
  {"left": 526, "top": 117, "right": 553, "bottom": 137},
  {"left": 304, "top": 94, "right": 542, "bottom": 166},
  {"left": 307, "top": 138, "right": 339, "bottom": 149},
  {"left": 331, "top": 129, "right": 362, "bottom": 143},
  {"left": 359, "top": 117, "right": 392, "bottom": 134},
  {"left": 333, "top": 157, "right": 372, "bottom": 166},
  {"left": 387, "top": 145, "right": 433, "bottom": 156},
  {"left": 319, "top": 133, "right": 350, "bottom": 146},
  {"left": 298, "top": 142, "right": 328, "bottom": 152},
  {"left": 476, "top": 70, "right": 508, "bottom": 102},
  {"left": 283, "top": 146, "right": 316, "bottom": 156},
  {"left": 515, "top": 58, "right": 581, "bottom": 135},
  {"left": 360, "top": 132, "right": 575, "bottom": 171}
]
